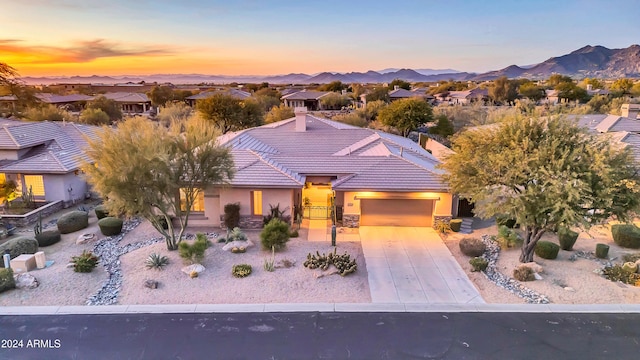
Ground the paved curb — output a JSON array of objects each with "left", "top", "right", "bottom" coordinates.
[{"left": 1, "top": 303, "right": 640, "bottom": 315}]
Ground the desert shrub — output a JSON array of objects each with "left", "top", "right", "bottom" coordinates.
[
  {"left": 622, "top": 253, "right": 640, "bottom": 263},
  {"left": 469, "top": 257, "right": 488, "bottom": 272},
  {"left": 459, "top": 238, "right": 486, "bottom": 257},
  {"left": 497, "top": 225, "right": 523, "bottom": 248},
  {"left": 35, "top": 229, "right": 61, "bottom": 247},
  {"left": 71, "top": 251, "right": 99, "bottom": 273},
  {"left": 303, "top": 248, "right": 357, "bottom": 276},
  {"left": 0, "top": 236, "right": 38, "bottom": 261},
  {"left": 595, "top": 243, "right": 610, "bottom": 259},
  {"left": 289, "top": 229, "right": 299, "bottom": 238},
  {"left": 602, "top": 264, "right": 640, "bottom": 284},
  {"left": 260, "top": 219, "right": 290, "bottom": 251},
  {"left": 178, "top": 233, "right": 208, "bottom": 264},
  {"left": 534, "top": 241, "right": 560, "bottom": 260},
  {"left": 263, "top": 203, "right": 290, "bottom": 226},
  {"left": 0, "top": 268, "right": 15, "bottom": 293},
  {"left": 232, "top": 264, "right": 252, "bottom": 278},
  {"left": 57, "top": 210, "right": 89, "bottom": 234},
  {"left": 449, "top": 219, "right": 462, "bottom": 232},
  {"left": 220, "top": 227, "right": 247, "bottom": 243},
  {"left": 224, "top": 203, "right": 241, "bottom": 229},
  {"left": 145, "top": 253, "right": 169, "bottom": 270},
  {"left": 558, "top": 227, "right": 578, "bottom": 251},
  {"left": 94, "top": 205, "right": 110, "bottom": 219},
  {"left": 433, "top": 219, "right": 451, "bottom": 234},
  {"left": 611, "top": 224, "right": 640, "bottom": 249},
  {"left": 264, "top": 246, "right": 275, "bottom": 272},
  {"left": 513, "top": 266, "right": 535, "bottom": 282},
  {"left": 496, "top": 215, "right": 517, "bottom": 228},
  {"left": 98, "top": 217, "right": 123, "bottom": 236}
]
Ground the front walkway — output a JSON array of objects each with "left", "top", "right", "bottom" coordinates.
[{"left": 359, "top": 226, "right": 484, "bottom": 304}]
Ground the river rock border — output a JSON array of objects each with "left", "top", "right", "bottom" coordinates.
[{"left": 480, "top": 235, "right": 550, "bottom": 304}]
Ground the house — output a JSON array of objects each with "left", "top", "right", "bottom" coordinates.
[
  {"left": 281, "top": 90, "right": 330, "bottom": 111},
  {"left": 0, "top": 119, "right": 100, "bottom": 206},
  {"left": 35, "top": 93, "right": 92, "bottom": 111},
  {"left": 185, "top": 89, "right": 252, "bottom": 107},
  {"left": 388, "top": 87, "right": 417, "bottom": 102},
  {"left": 93, "top": 92, "right": 152, "bottom": 114},
  {"left": 543, "top": 89, "right": 560, "bottom": 104},
  {"left": 187, "top": 107, "right": 455, "bottom": 229},
  {"left": 435, "top": 88, "right": 488, "bottom": 105}
]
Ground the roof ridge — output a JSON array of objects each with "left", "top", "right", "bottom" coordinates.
[
  {"left": 1, "top": 127, "right": 19, "bottom": 147},
  {"left": 390, "top": 152, "right": 443, "bottom": 175},
  {"left": 249, "top": 150, "right": 303, "bottom": 185},
  {"left": 48, "top": 149, "right": 70, "bottom": 171}
]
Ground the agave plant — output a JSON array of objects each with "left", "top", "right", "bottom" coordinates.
[{"left": 145, "top": 252, "right": 170, "bottom": 270}]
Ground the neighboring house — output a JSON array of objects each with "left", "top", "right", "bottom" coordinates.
[
  {"left": 185, "top": 89, "right": 252, "bottom": 107},
  {"left": 35, "top": 93, "right": 92, "bottom": 111},
  {"left": 435, "top": 88, "right": 488, "bottom": 105},
  {"left": 0, "top": 95, "right": 17, "bottom": 113},
  {"left": 543, "top": 89, "right": 560, "bottom": 104},
  {"left": 388, "top": 87, "right": 417, "bottom": 102},
  {"left": 281, "top": 90, "right": 330, "bottom": 110},
  {"left": 0, "top": 118, "right": 100, "bottom": 206},
  {"left": 187, "top": 108, "right": 455, "bottom": 229},
  {"left": 93, "top": 92, "right": 152, "bottom": 114}
]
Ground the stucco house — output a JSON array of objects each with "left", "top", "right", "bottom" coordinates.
[
  {"left": 92, "top": 92, "right": 152, "bottom": 114},
  {"left": 281, "top": 90, "right": 330, "bottom": 111},
  {"left": 0, "top": 119, "right": 99, "bottom": 206},
  {"left": 188, "top": 108, "right": 455, "bottom": 229}
]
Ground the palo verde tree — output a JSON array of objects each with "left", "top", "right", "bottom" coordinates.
[
  {"left": 441, "top": 113, "right": 640, "bottom": 263},
  {"left": 84, "top": 117, "right": 235, "bottom": 250},
  {"left": 196, "top": 93, "right": 263, "bottom": 134},
  {"left": 378, "top": 97, "right": 433, "bottom": 137}
]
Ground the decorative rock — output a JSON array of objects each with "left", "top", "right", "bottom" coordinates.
[
  {"left": 222, "top": 240, "right": 254, "bottom": 252},
  {"left": 76, "top": 233, "right": 96, "bottom": 245},
  {"left": 533, "top": 273, "right": 543, "bottom": 280},
  {"left": 144, "top": 280, "right": 158, "bottom": 289},
  {"left": 564, "top": 287, "right": 575, "bottom": 292},
  {"left": 66, "top": 263, "right": 75, "bottom": 268},
  {"left": 13, "top": 273, "right": 39, "bottom": 289},
  {"left": 34, "top": 251, "right": 46, "bottom": 269},
  {"left": 181, "top": 264, "right": 205, "bottom": 276}
]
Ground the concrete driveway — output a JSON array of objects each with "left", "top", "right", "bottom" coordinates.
[{"left": 359, "top": 226, "right": 484, "bottom": 304}]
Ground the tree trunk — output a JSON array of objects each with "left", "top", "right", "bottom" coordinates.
[{"left": 519, "top": 226, "right": 545, "bottom": 263}]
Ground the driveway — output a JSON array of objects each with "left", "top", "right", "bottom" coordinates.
[{"left": 359, "top": 226, "right": 484, "bottom": 304}]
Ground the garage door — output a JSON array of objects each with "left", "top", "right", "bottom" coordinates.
[{"left": 360, "top": 199, "right": 433, "bottom": 227}]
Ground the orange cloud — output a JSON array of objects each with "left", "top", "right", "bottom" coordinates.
[{"left": 0, "top": 39, "right": 174, "bottom": 65}]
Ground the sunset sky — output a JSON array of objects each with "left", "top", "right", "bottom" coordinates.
[{"left": 2, "top": 0, "right": 638, "bottom": 77}]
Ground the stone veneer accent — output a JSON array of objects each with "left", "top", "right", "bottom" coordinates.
[
  {"left": 1, "top": 200, "right": 64, "bottom": 228},
  {"left": 219, "top": 215, "right": 292, "bottom": 230},
  {"left": 342, "top": 214, "right": 360, "bottom": 228},
  {"left": 433, "top": 215, "right": 452, "bottom": 228}
]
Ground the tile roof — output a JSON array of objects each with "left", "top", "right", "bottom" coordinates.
[
  {"left": 36, "top": 93, "right": 92, "bottom": 104},
  {"left": 186, "top": 89, "right": 251, "bottom": 101},
  {"left": 594, "top": 115, "right": 640, "bottom": 133},
  {"left": 221, "top": 113, "right": 447, "bottom": 191},
  {"left": 281, "top": 90, "right": 330, "bottom": 101},
  {"left": 93, "top": 92, "right": 150, "bottom": 103},
  {"left": 388, "top": 88, "right": 416, "bottom": 98},
  {"left": 0, "top": 119, "right": 100, "bottom": 174}
]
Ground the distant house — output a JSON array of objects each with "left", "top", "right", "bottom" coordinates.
[
  {"left": 92, "top": 93, "right": 152, "bottom": 114},
  {"left": 435, "top": 88, "right": 488, "bottom": 105},
  {"left": 35, "top": 93, "right": 92, "bottom": 111},
  {"left": 543, "top": 89, "right": 560, "bottom": 104},
  {"left": 0, "top": 119, "right": 100, "bottom": 207},
  {"left": 281, "top": 90, "right": 330, "bottom": 111},
  {"left": 185, "top": 88, "right": 251, "bottom": 107},
  {"left": 388, "top": 87, "right": 416, "bottom": 102},
  {"left": 186, "top": 107, "right": 455, "bottom": 229}
]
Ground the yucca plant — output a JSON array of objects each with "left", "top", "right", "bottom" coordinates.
[
  {"left": 263, "top": 246, "right": 275, "bottom": 272},
  {"left": 145, "top": 253, "right": 170, "bottom": 270}
]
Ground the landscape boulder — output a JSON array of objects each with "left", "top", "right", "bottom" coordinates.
[
  {"left": 181, "top": 264, "right": 205, "bottom": 276},
  {"left": 76, "top": 233, "right": 96, "bottom": 245},
  {"left": 13, "top": 273, "right": 39, "bottom": 289},
  {"left": 222, "top": 240, "right": 254, "bottom": 252}
]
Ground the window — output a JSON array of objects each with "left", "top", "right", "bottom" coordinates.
[
  {"left": 179, "top": 188, "right": 205, "bottom": 212},
  {"left": 251, "top": 190, "right": 262, "bottom": 216},
  {"left": 23, "top": 175, "right": 45, "bottom": 197}
]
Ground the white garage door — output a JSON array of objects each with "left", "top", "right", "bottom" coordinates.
[{"left": 360, "top": 199, "right": 433, "bottom": 227}]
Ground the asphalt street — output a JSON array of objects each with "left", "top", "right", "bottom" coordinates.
[{"left": 1, "top": 311, "right": 639, "bottom": 359}]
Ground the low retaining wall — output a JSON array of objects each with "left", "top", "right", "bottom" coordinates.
[{"left": 1, "top": 201, "right": 64, "bottom": 228}]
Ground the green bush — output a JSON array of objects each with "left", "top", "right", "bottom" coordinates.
[
  {"left": 289, "top": 229, "right": 299, "bottom": 238},
  {"left": 596, "top": 243, "right": 610, "bottom": 259},
  {"left": 260, "top": 219, "right": 290, "bottom": 251},
  {"left": 35, "top": 229, "right": 61, "bottom": 247},
  {"left": 433, "top": 219, "right": 451, "bottom": 234},
  {"left": 469, "top": 257, "right": 488, "bottom": 272},
  {"left": 497, "top": 226, "right": 523, "bottom": 248},
  {"left": 449, "top": 219, "right": 462, "bottom": 232},
  {"left": 496, "top": 215, "right": 517, "bottom": 228},
  {"left": 57, "top": 211, "right": 89, "bottom": 234},
  {"left": 232, "top": 264, "right": 252, "bottom": 278},
  {"left": 611, "top": 224, "right": 640, "bottom": 249},
  {"left": 534, "top": 241, "right": 560, "bottom": 260},
  {"left": 459, "top": 238, "right": 486, "bottom": 257},
  {"left": 71, "top": 251, "right": 99, "bottom": 273},
  {"left": 0, "top": 236, "right": 38, "bottom": 261},
  {"left": 602, "top": 264, "right": 640, "bottom": 284},
  {"left": 622, "top": 253, "right": 640, "bottom": 263},
  {"left": 94, "top": 205, "right": 110, "bottom": 219},
  {"left": 0, "top": 268, "right": 15, "bottom": 293},
  {"left": 224, "top": 203, "right": 241, "bottom": 229},
  {"left": 558, "top": 227, "right": 578, "bottom": 251},
  {"left": 178, "top": 233, "right": 208, "bottom": 264},
  {"left": 219, "top": 227, "right": 247, "bottom": 243},
  {"left": 98, "top": 217, "right": 123, "bottom": 236},
  {"left": 513, "top": 266, "right": 535, "bottom": 282}
]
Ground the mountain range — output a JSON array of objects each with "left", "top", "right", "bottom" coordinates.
[{"left": 21, "top": 45, "right": 640, "bottom": 86}]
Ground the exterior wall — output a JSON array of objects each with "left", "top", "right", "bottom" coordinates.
[
  {"left": 187, "top": 187, "right": 221, "bottom": 227},
  {"left": 342, "top": 191, "right": 453, "bottom": 227},
  {"left": 0, "top": 148, "right": 30, "bottom": 161},
  {"left": 217, "top": 187, "right": 294, "bottom": 229},
  {"left": 42, "top": 173, "right": 88, "bottom": 205}
]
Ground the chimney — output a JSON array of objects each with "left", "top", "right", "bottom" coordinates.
[
  {"left": 294, "top": 107, "right": 307, "bottom": 132},
  {"left": 621, "top": 104, "right": 640, "bottom": 119},
  {"left": 394, "top": 85, "right": 399, "bottom": 91}
]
